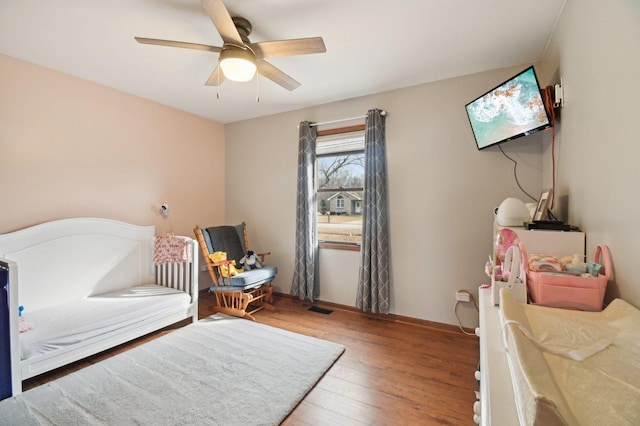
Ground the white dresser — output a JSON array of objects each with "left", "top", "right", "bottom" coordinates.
[
  {"left": 475, "top": 286, "right": 520, "bottom": 425},
  {"left": 475, "top": 226, "right": 586, "bottom": 424}
]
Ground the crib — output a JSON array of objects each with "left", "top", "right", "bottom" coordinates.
[{"left": 0, "top": 217, "right": 198, "bottom": 395}]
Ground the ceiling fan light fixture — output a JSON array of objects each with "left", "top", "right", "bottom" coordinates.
[{"left": 219, "top": 46, "right": 257, "bottom": 82}]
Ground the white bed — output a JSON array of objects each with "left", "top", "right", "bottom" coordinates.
[
  {"left": 0, "top": 217, "right": 198, "bottom": 396},
  {"left": 19, "top": 285, "right": 191, "bottom": 361},
  {"left": 499, "top": 289, "right": 640, "bottom": 425}
]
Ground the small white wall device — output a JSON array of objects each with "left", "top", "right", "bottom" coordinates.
[
  {"left": 554, "top": 78, "right": 564, "bottom": 108},
  {"left": 160, "top": 204, "right": 170, "bottom": 218}
]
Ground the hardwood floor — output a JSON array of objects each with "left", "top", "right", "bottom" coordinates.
[{"left": 23, "top": 293, "right": 480, "bottom": 425}]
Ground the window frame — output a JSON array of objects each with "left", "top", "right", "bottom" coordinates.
[{"left": 316, "top": 124, "right": 365, "bottom": 252}]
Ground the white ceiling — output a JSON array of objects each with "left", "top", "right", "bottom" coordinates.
[{"left": 0, "top": 0, "right": 565, "bottom": 124}]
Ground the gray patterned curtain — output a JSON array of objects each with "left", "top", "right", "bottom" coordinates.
[
  {"left": 356, "top": 109, "right": 390, "bottom": 314},
  {"left": 291, "top": 121, "right": 319, "bottom": 301}
]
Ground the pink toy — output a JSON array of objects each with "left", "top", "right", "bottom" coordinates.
[{"left": 494, "top": 228, "right": 519, "bottom": 264}]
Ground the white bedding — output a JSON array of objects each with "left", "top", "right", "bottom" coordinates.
[
  {"left": 500, "top": 289, "right": 640, "bottom": 426},
  {"left": 20, "top": 284, "right": 190, "bottom": 361}
]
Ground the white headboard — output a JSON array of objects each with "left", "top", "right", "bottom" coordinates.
[{"left": 0, "top": 218, "right": 155, "bottom": 312}]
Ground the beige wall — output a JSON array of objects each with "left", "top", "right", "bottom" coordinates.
[
  {"left": 0, "top": 54, "right": 226, "bottom": 289},
  {"left": 226, "top": 65, "right": 545, "bottom": 326},
  {"left": 538, "top": 0, "right": 640, "bottom": 306}
]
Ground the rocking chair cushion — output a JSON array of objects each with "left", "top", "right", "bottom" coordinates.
[{"left": 228, "top": 265, "right": 278, "bottom": 288}]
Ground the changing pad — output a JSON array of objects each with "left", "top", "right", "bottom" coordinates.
[
  {"left": 500, "top": 289, "right": 640, "bottom": 426},
  {"left": 20, "top": 284, "right": 190, "bottom": 361}
]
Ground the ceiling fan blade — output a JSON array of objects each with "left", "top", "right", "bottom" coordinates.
[
  {"left": 201, "top": 0, "right": 243, "bottom": 45},
  {"left": 250, "top": 37, "right": 326, "bottom": 59},
  {"left": 205, "top": 65, "right": 226, "bottom": 86},
  {"left": 257, "top": 60, "right": 301, "bottom": 91},
  {"left": 135, "top": 37, "right": 221, "bottom": 53}
]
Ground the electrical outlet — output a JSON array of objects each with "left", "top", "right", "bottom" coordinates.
[{"left": 456, "top": 290, "right": 470, "bottom": 302}]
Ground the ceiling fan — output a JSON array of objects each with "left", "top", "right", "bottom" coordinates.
[{"left": 135, "top": 0, "right": 326, "bottom": 91}]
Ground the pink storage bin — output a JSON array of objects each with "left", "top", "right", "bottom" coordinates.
[{"left": 520, "top": 243, "right": 613, "bottom": 311}]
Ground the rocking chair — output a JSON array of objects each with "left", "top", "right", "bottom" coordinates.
[{"left": 194, "top": 223, "right": 275, "bottom": 320}]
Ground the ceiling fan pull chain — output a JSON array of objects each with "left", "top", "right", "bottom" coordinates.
[
  {"left": 217, "top": 65, "right": 221, "bottom": 99},
  {"left": 256, "top": 73, "right": 260, "bottom": 103}
]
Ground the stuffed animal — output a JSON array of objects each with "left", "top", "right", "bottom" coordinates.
[
  {"left": 209, "top": 251, "right": 243, "bottom": 277},
  {"left": 239, "top": 250, "right": 262, "bottom": 270}
]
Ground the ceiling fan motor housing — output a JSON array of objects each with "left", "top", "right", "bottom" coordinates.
[{"left": 231, "top": 17, "right": 252, "bottom": 43}]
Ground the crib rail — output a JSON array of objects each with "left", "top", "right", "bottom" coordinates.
[
  {"left": 155, "top": 259, "right": 194, "bottom": 293},
  {"left": 154, "top": 238, "right": 199, "bottom": 313}
]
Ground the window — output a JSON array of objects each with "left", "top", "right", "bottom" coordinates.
[{"left": 316, "top": 125, "right": 365, "bottom": 250}]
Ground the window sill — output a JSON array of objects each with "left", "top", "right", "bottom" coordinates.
[{"left": 318, "top": 242, "right": 361, "bottom": 252}]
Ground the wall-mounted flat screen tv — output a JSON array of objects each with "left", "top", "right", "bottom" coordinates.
[{"left": 466, "top": 66, "right": 552, "bottom": 150}]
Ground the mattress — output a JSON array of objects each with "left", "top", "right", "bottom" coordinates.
[
  {"left": 19, "top": 285, "right": 190, "bottom": 361},
  {"left": 500, "top": 289, "right": 640, "bottom": 426}
]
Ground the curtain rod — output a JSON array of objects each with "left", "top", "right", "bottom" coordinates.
[{"left": 304, "top": 110, "right": 387, "bottom": 128}]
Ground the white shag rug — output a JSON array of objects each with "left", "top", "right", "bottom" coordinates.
[{"left": 0, "top": 314, "right": 345, "bottom": 425}]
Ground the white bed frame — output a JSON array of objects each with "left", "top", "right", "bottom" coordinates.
[{"left": 0, "top": 217, "right": 198, "bottom": 395}]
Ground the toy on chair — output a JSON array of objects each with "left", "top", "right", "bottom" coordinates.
[
  {"left": 239, "top": 250, "right": 262, "bottom": 270},
  {"left": 209, "top": 251, "right": 243, "bottom": 277}
]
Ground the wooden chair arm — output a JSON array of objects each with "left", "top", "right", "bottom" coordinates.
[{"left": 257, "top": 251, "right": 271, "bottom": 262}]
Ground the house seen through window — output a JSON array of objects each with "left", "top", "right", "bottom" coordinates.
[{"left": 316, "top": 126, "right": 365, "bottom": 248}]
